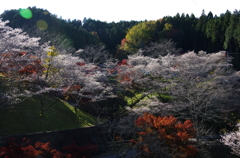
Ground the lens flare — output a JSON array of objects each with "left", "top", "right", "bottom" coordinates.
[
  {"left": 36, "top": 20, "right": 48, "bottom": 30},
  {"left": 19, "top": 9, "right": 32, "bottom": 19}
]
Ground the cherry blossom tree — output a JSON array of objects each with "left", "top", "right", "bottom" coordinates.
[
  {"left": 0, "top": 19, "right": 50, "bottom": 107},
  {"left": 164, "top": 51, "right": 240, "bottom": 134},
  {"left": 140, "top": 39, "right": 181, "bottom": 58},
  {"left": 74, "top": 45, "right": 115, "bottom": 64},
  {"left": 220, "top": 123, "right": 240, "bottom": 157},
  {"left": 116, "top": 50, "right": 240, "bottom": 137},
  {"left": 0, "top": 19, "right": 116, "bottom": 117}
]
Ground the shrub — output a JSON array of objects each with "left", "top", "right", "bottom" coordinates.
[
  {"left": 134, "top": 113, "right": 198, "bottom": 157},
  {"left": 0, "top": 138, "right": 98, "bottom": 158},
  {"left": 0, "top": 138, "right": 59, "bottom": 158}
]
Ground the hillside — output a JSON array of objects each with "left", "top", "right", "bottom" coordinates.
[
  {"left": 0, "top": 97, "right": 101, "bottom": 137},
  {"left": 0, "top": 7, "right": 99, "bottom": 50},
  {"left": 0, "top": 7, "right": 140, "bottom": 54}
]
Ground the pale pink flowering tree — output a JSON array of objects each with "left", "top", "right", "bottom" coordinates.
[
  {"left": 0, "top": 19, "right": 50, "bottom": 107},
  {"left": 0, "top": 19, "right": 115, "bottom": 117},
  {"left": 220, "top": 123, "right": 240, "bottom": 156},
  {"left": 117, "top": 50, "right": 240, "bottom": 137}
]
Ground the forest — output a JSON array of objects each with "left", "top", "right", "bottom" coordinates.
[{"left": 0, "top": 7, "right": 240, "bottom": 158}]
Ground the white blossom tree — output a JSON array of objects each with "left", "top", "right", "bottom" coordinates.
[
  {"left": 165, "top": 51, "right": 240, "bottom": 133},
  {"left": 116, "top": 50, "right": 240, "bottom": 137},
  {"left": 0, "top": 19, "right": 116, "bottom": 117},
  {"left": 0, "top": 19, "right": 50, "bottom": 107},
  {"left": 220, "top": 123, "right": 240, "bottom": 156},
  {"left": 140, "top": 39, "right": 181, "bottom": 58},
  {"left": 74, "top": 45, "right": 115, "bottom": 64}
]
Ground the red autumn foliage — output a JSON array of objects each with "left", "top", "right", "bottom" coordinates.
[
  {"left": 107, "top": 59, "right": 129, "bottom": 75},
  {"left": 117, "top": 59, "right": 128, "bottom": 66},
  {"left": 0, "top": 138, "right": 98, "bottom": 158},
  {"left": 120, "top": 38, "right": 127, "bottom": 47},
  {"left": 115, "top": 59, "right": 134, "bottom": 83},
  {"left": 120, "top": 73, "right": 132, "bottom": 82},
  {"left": 0, "top": 138, "right": 59, "bottom": 158},
  {"left": 76, "top": 62, "right": 85, "bottom": 66},
  {"left": 0, "top": 51, "right": 45, "bottom": 77},
  {"left": 18, "top": 63, "right": 43, "bottom": 75},
  {"left": 134, "top": 113, "right": 198, "bottom": 157}
]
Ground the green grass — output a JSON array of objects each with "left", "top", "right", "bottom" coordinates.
[
  {"left": 124, "top": 89, "right": 172, "bottom": 107},
  {"left": 0, "top": 97, "right": 102, "bottom": 137},
  {"left": 124, "top": 92, "right": 143, "bottom": 106}
]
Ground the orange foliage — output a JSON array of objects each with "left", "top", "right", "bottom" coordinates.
[
  {"left": 117, "top": 59, "right": 128, "bottom": 66},
  {"left": 0, "top": 51, "right": 44, "bottom": 77},
  {"left": 135, "top": 113, "right": 198, "bottom": 157},
  {"left": 0, "top": 138, "right": 60, "bottom": 158},
  {"left": 115, "top": 59, "right": 134, "bottom": 83},
  {"left": 119, "top": 38, "right": 128, "bottom": 50},
  {"left": 0, "top": 138, "right": 98, "bottom": 158},
  {"left": 18, "top": 64, "right": 44, "bottom": 75}
]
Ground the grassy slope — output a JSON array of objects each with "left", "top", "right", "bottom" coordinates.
[{"left": 0, "top": 97, "right": 101, "bottom": 137}]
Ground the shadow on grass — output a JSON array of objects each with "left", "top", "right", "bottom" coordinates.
[{"left": 0, "top": 97, "right": 101, "bottom": 137}]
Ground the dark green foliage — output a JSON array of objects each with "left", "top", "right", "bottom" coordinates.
[
  {"left": 82, "top": 18, "right": 140, "bottom": 54},
  {"left": 155, "top": 10, "right": 240, "bottom": 57},
  {"left": 0, "top": 7, "right": 99, "bottom": 50}
]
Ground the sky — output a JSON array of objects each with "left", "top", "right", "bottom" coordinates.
[{"left": 0, "top": 0, "right": 239, "bottom": 23}]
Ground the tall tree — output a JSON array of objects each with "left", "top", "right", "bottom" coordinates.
[{"left": 121, "top": 21, "right": 157, "bottom": 53}]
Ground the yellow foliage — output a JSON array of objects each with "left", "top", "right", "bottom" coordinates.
[
  {"left": 42, "top": 45, "right": 60, "bottom": 81},
  {"left": 46, "top": 46, "right": 58, "bottom": 57},
  {"left": 123, "top": 21, "right": 157, "bottom": 53},
  {"left": 164, "top": 23, "right": 173, "bottom": 30}
]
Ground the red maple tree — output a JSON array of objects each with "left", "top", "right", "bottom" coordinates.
[
  {"left": 0, "top": 51, "right": 44, "bottom": 77},
  {"left": 134, "top": 113, "right": 198, "bottom": 157}
]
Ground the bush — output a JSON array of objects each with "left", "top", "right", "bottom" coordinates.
[
  {"left": 133, "top": 113, "right": 198, "bottom": 157},
  {"left": 0, "top": 138, "right": 98, "bottom": 158}
]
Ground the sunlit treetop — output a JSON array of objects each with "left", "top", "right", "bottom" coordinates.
[{"left": 121, "top": 21, "right": 157, "bottom": 53}]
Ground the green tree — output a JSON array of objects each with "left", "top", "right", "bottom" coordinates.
[
  {"left": 224, "top": 11, "right": 240, "bottom": 53},
  {"left": 122, "top": 21, "right": 157, "bottom": 53},
  {"left": 205, "top": 17, "right": 222, "bottom": 52},
  {"left": 194, "top": 10, "right": 209, "bottom": 51},
  {"left": 1, "top": 7, "right": 99, "bottom": 50}
]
